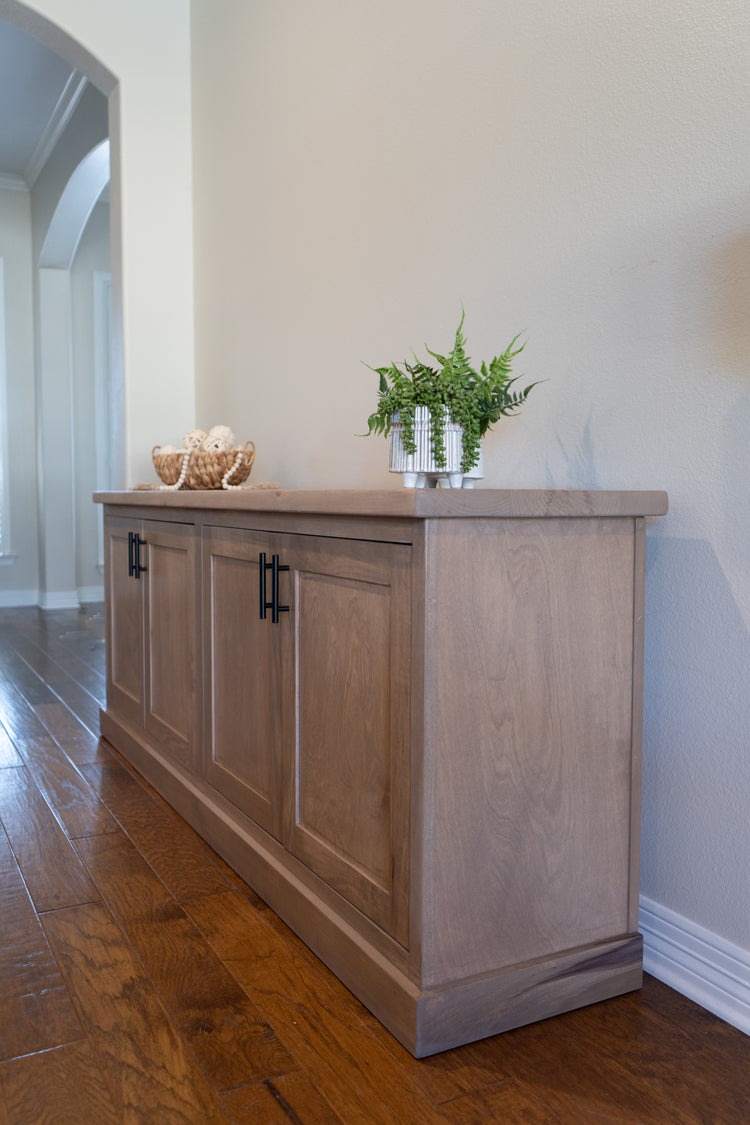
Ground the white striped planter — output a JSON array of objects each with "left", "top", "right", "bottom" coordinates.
[{"left": 389, "top": 406, "right": 465, "bottom": 488}]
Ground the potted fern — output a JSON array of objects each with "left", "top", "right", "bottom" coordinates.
[{"left": 364, "top": 311, "right": 539, "bottom": 487}]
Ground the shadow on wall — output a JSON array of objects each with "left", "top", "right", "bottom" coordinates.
[
  {"left": 640, "top": 533, "right": 750, "bottom": 923},
  {"left": 546, "top": 412, "right": 599, "bottom": 489}
]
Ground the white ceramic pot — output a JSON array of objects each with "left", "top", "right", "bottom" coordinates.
[{"left": 389, "top": 406, "right": 465, "bottom": 488}]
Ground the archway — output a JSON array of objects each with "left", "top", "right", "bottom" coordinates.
[{"left": 0, "top": 2, "right": 121, "bottom": 608}]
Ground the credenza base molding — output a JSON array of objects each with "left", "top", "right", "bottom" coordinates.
[{"left": 99, "top": 709, "right": 642, "bottom": 1058}]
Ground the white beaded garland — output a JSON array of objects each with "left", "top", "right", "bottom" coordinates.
[{"left": 158, "top": 449, "right": 191, "bottom": 491}]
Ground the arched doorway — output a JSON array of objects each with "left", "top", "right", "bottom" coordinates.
[{"left": 0, "top": 2, "right": 122, "bottom": 608}]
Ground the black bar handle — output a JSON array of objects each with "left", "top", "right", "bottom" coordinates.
[
  {"left": 128, "top": 531, "right": 135, "bottom": 577},
  {"left": 271, "top": 555, "right": 289, "bottom": 624},
  {"left": 260, "top": 552, "right": 289, "bottom": 623},
  {"left": 259, "top": 552, "right": 268, "bottom": 619},
  {"left": 133, "top": 533, "right": 148, "bottom": 580}
]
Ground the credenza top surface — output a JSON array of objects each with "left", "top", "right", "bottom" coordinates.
[{"left": 94, "top": 488, "right": 668, "bottom": 519}]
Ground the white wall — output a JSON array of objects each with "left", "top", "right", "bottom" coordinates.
[
  {"left": 71, "top": 199, "right": 109, "bottom": 597},
  {"left": 1, "top": 0, "right": 196, "bottom": 485},
  {"left": 0, "top": 188, "right": 38, "bottom": 600},
  {"left": 191, "top": 0, "right": 750, "bottom": 986}
]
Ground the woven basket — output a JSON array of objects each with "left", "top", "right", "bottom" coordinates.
[{"left": 152, "top": 441, "right": 255, "bottom": 490}]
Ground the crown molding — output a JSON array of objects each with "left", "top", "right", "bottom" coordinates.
[{"left": 25, "top": 70, "right": 88, "bottom": 189}]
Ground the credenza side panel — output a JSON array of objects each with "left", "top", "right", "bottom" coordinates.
[{"left": 420, "top": 516, "right": 639, "bottom": 988}]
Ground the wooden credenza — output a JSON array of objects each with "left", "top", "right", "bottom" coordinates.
[{"left": 96, "top": 488, "right": 667, "bottom": 1057}]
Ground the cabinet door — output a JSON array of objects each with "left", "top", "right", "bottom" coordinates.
[
  {"left": 104, "top": 516, "right": 144, "bottom": 732},
  {"left": 142, "top": 520, "right": 199, "bottom": 771},
  {"left": 202, "top": 526, "right": 286, "bottom": 839},
  {"left": 285, "top": 535, "right": 412, "bottom": 947}
]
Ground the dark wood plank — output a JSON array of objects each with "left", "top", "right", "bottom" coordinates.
[
  {"left": 0, "top": 722, "right": 20, "bottom": 769},
  {"left": 13, "top": 732, "right": 119, "bottom": 839},
  {"left": 42, "top": 901, "right": 230, "bottom": 1124},
  {"left": 34, "top": 700, "right": 108, "bottom": 763},
  {"left": 452, "top": 994, "right": 709, "bottom": 1125},
  {"left": 80, "top": 756, "right": 240, "bottom": 901},
  {"left": 14, "top": 605, "right": 106, "bottom": 688},
  {"left": 2, "top": 615, "right": 106, "bottom": 697},
  {"left": 220, "top": 1073, "right": 347, "bottom": 1124},
  {"left": 0, "top": 673, "right": 53, "bottom": 744},
  {"left": 201, "top": 879, "right": 516, "bottom": 1110},
  {"left": 555, "top": 980, "right": 750, "bottom": 1122},
  {"left": 0, "top": 1042, "right": 119, "bottom": 1125},
  {"left": 77, "top": 831, "right": 299, "bottom": 1091},
  {"left": 0, "top": 766, "right": 99, "bottom": 911},
  {"left": 0, "top": 829, "right": 83, "bottom": 1060},
  {"left": 0, "top": 634, "right": 103, "bottom": 736},
  {"left": 186, "top": 890, "right": 452, "bottom": 1125},
  {"left": 432, "top": 1078, "right": 560, "bottom": 1125}
]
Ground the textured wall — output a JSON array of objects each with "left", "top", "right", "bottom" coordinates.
[{"left": 192, "top": 1, "right": 750, "bottom": 950}]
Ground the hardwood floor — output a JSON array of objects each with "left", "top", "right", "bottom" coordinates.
[{"left": 0, "top": 606, "right": 748, "bottom": 1124}]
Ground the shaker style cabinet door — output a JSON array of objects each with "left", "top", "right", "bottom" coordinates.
[
  {"left": 103, "top": 515, "right": 199, "bottom": 771},
  {"left": 285, "top": 534, "right": 412, "bottom": 948},
  {"left": 104, "top": 516, "right": 144, "bottom": 732},
  {"left": 142, "top": 520, "right": 199, "bottom": 771},
  {"left": 202, "top": 525, "right": 287, "bottom": 840},
  {"left": 201, "top": 525, "right": 412, "bottom": 946}
]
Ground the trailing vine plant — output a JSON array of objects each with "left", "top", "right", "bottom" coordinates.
[{"left": 364, "top": 312, "right": 539, "bottom": 473}]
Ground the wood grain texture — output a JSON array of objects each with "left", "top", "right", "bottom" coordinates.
[
  {"left": 34, "top": 700, "right": 106, "bottom": 763},
  {"left": 0, "top": 765, "right": 99, "bottom": 912},
  {"left": 202, "top": 526, "right": 285, "bottom": 837},
  {"left": 94, "top": 487, "right": 669, "bottom": 519},
  {"left": 220, "top": 1072, "right": 347, "bottom": 1124},
  {"left": 0, "top": 830, "right": 83, "bottom": 1060},
  {"left": 0, "top": 1043, "right": 119, "bottom": 1125},
  {"left": 77, "top": 831, "right": 297, "bottom": 1090},
  {"left": 12, "top": 732, "right": 118, "bottom": 839},
  {"left": 103, "top": 517, "right": 144, "bottom": 731},
  {"left": 143, "top": 519, "right": 200, "bottom": 770},
  {"left": 186, "top": 890, "right": 450, "bottom": 1125},
  {"left": 420, "top": 516, "right": 638, "bottom": 986},
  {"left": 43, "top": 902, "right": 228, "bottom": 1124},
  {"left": 80, "top": 755, "right": 239, "bottom": 902},
  {"left": 414, "top": 936, "right": 643, "bottom": 1057},
  {"left": 0, "top": 632, "right": 104, "bottom": 736},
  {"left": 289, "top": 534, "right": 411, "bottom": 945},
  {"left": 0, "top": 722, "right": 20, "bottom": 769}
]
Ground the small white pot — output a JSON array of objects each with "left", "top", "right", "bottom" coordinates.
[{"left": 389, "top": 406, "right": 464, "bottom": 488}]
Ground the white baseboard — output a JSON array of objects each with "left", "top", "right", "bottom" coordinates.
[
  {"left": 0, "top": 588, "right": 39, "bottom": 607},
  {"left": 37, "top": 590, "right": 80, "bottom": 611},
  {"left": 0, "top": 587, "right": 104, "bottom": 609},
  {"left": 640, "top": 895, "right": 750, "bottom": 1037}
]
